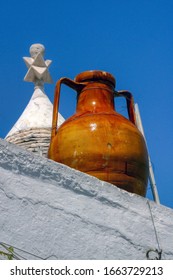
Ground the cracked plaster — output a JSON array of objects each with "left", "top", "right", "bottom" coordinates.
[{"left": 0, "top": 138, "right": 173, "bottom": 260}]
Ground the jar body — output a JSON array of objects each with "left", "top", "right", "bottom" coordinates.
[{"left": 48, "top": 74, "right": 149, "bottom": 196}]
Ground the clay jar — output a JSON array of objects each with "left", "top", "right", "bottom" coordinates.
[{"left": 48, "top": 70, "right": 149, "bottom": 196}]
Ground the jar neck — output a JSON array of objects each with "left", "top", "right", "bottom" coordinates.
[{"left": 76, "top": 82, "right": 115, "bottom": 113}]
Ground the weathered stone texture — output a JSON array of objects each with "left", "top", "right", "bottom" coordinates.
[
  {"left": 0, "top": 138, "right": 173, "bottom": 260},
  {"left": 6, "top": 128, "right": 51, "bottom": 157}
]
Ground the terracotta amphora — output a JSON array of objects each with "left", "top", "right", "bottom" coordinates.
[{"left": 48, "top": 70, "right": 149, "bottom": 196}]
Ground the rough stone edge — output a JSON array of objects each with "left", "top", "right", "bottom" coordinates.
[
  {"left": 0, "top": 137, "right": 173, "bottom": 260},
  {"left": 0, "top": 137, "right": 172, "bottom": 215}
]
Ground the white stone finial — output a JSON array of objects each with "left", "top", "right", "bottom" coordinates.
[
  {"left": 29, "top": 43, "right": 45, "bottom": 58},
  {"left": 23, "top": 43, "right": 53, "bottom": 86}
]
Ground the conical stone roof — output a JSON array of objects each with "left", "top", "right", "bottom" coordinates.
[
  {"left": 6, "top": 86, "right": 64, "bottom": 137},
  {"left": 5, "top": 87, "right": 64, "bottom": 157},
  {"left": 5, "top": 43, "right": 65, "bottom": 157}
]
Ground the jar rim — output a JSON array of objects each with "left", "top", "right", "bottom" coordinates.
[{"left": 75, "top": 70, "right": 116, "bottom": 87}]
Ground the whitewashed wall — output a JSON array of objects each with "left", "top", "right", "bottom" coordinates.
[{"left": 0, "top": 138, "right": 172, "bottom": 260}]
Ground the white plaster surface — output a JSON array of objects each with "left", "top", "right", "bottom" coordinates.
[
  {"left": 5, "top": 87, "right": 64, "bottom": 138},
  {"left": 0, "top": 138, "right": 173, "bottom": 260}
]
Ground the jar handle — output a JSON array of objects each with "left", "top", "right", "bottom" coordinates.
[
  {"left": 51, "top": 78, "right": 85, "bottom": 140},
  {"left": 115, "top": 90, "right": 136, "bottom": 125}
]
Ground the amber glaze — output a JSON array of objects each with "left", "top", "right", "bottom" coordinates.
[{"left": 48, "top": 70, "right": 149, "bottom": 196}]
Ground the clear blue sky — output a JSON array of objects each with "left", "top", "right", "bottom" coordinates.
[{"left": 0, "top": 0, "right": 173, "bottom": 208}]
